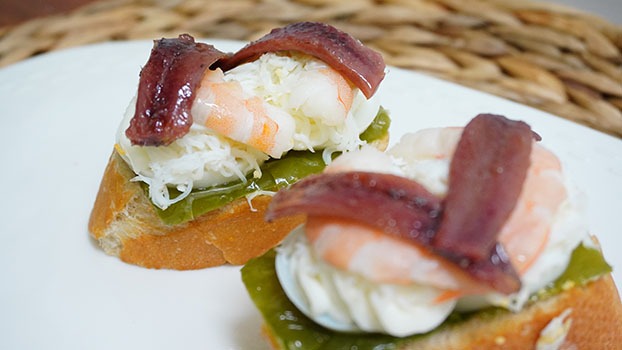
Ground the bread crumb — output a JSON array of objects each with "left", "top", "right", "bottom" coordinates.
[
  {"left": 494, "top": 336, "right": 506, "bottom": 345},
  {"left": 536, "top": 308, "right": 572, "bottom": 350},
  {"left": 562, "top": 280, "right": 575, "bottom": 291}
]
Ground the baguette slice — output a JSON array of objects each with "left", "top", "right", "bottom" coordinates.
[
  {"left": 88, "top": 151, "right": 304, "bottom": 270},
  {"left": 245, "top": 250, "right": 622, "bottom": 350}
]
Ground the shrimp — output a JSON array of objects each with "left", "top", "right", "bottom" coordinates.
[
  {"left": 192, "top": 68, "right": 295, "bottom": 158},
  {"left": 324, "top": 144, "right": 402, "bottom": 175},
  {"left": 190, "top": 54, "right": 357, "bottom": 158},
  {"left": 499, "top": 145, "right": 567, "bottom": 273},
  {"left": 306, "top": 216, "right": 489, "bottom": 294},
  {"left": 288, "top": 66, "right": 354, "bottom": 126},
  {"left": 306, "top": 127, "right": 567, "bottom": 296}
]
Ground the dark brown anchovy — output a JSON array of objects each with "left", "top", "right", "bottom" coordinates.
[
  {"left": 266, "top": 171, "right": 443, "bottom": 246},
  {"left": 217, "top": 21, "right": 386, "bottom": 99},
  {"left": 432, "top": 114, "right": 533, "bottom": 263},
  {"left": 125, "top": 34, "right": 228, "bottom": 146}
]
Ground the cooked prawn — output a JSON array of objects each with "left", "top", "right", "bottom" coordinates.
[
  {"left": 499, "top": 144, "right": 567, "bottom": 273},
  {"left": 192, "top": 68, "right": 294, "bottom": 158},
  {"left": 191, "top": 55, "right": 357, "bottom": 158},
  {"left": 306, "top": 216, "right": 489, "bottom": 294},
  {"left": 306, "top": 127, "right": 567, "bottom": 296},
  {"left": 288, "top": 66, "right": 354, "bottom": 126}
]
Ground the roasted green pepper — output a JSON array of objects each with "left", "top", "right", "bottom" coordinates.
[{"left": 241, "top": 243, "right": 611, "bottom": 350}]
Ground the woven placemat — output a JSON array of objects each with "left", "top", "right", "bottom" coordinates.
[{"left": 1, "top": 0, "right": 621, "bottom": 137}]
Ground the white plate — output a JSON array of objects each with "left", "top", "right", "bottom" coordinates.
[{"left": 0, "top": 39, "right": 620, "bottom": 350}]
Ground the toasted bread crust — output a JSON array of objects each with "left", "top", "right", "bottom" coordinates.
[
  {"left": 88, "top": 151, "right": 304, "bottom": 269},
  {"left": 399, "top": 273, "right": 622, "bottom": 350},
  {"left": 262, "top": 274, "right": 621, "bottom": 349}
]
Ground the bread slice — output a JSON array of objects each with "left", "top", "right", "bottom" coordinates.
[
  {"left": 254, "top": 262, "right": 622, "bottom": 349},
  {"left": 88, "top": 151, "right": 305, "bottom": 270}
]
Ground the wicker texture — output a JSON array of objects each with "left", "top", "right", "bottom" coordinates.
[{"left": 1, "top": 0, "right": 621, "bottom": 136}]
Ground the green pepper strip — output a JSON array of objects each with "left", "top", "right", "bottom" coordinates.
[
  {"left": 240, "top": 243, "right": 611, "bottom": 350},
  {"left": 152, "top": 108, "right": 391, "bottom": 225}
]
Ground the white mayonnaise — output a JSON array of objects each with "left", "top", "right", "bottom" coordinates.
[{"left": 536, "top": 308, "right": 573, "bottom": 350}]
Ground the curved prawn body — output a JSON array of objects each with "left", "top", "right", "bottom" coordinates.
[
  {"left": 287, "top": 66, "right": 354, "bottom": 126},
  {"left": 499, "top": 144, "right": 567, "bottom": 274},
  {"left": 306, "top": 216, "right": 488, "bottom": 295},
  {"left": 306, "top": 128, "right": 568, "bottom": 296},
  {"left": 191, "top": 54, "right": 358, "bottom": 159},
  {"left": 192, "top": 68, "right": 295, "bottom": 158}
]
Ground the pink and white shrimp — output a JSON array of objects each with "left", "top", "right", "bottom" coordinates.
[
  {"left": 191, "top": 68, "right": 295, "bottom": 158},
  {"left": 305, "top": 127, "right": 568, "bottom": 296},
  {"left": 191, "top": 53, "right": 363, "bottom": 158},
  {"left": 287, "top": 64, "right": 354, "bottom": 127}
]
